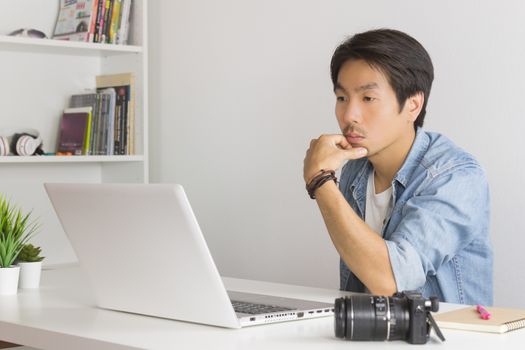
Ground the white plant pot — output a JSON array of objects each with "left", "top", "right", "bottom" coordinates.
[
  {"left": 17, "top": 261, "right": 42, "bottom": 289},
  {"left": 0, "top": 265, "right": 20, "bottom": 295}
]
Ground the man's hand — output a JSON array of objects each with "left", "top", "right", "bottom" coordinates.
[{"left": 303, "top": 134, "right": 368, "bottom": 183}]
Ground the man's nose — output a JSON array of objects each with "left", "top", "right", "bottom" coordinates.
[{"left": 342, "top": 99, "right": 362, "bottom": 124}]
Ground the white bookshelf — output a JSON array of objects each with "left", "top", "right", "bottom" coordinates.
[
  {"left": 0, "top": 34, "right": 143, "bottom": 56},
  {"left": 0, "top": 0, "right": 149, "bottom": 266},
  {"left": 0, "top": 155, "right": 145, "bottom": 163}
]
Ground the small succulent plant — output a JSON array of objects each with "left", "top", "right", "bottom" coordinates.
[
  {"left": 0, "top": 195, "right": 39, "bottom": 267},
  {"left": 17, "top": 243, "right": 44, "bottom": 263}
]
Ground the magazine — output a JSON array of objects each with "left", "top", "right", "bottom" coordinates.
[{"left": 53, "top": 0, "right": 97, "bottom": 42}]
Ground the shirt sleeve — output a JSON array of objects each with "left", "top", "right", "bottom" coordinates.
[{"left": 385, "top": 163, "right": 490, "bottom": 292}]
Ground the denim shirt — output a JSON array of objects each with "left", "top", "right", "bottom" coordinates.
[{"left": 338, "top": 128, "right": 493, "bottom": 305}]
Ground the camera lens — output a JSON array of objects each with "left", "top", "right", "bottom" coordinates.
[
  {"left": 334, "top": 295, "right": 410, "bottom": 341},
  {"left": 334, "top": 294, "right": 346, "bottom": 338}
]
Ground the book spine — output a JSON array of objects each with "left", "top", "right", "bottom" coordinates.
[
  {"left": 114, "top": 87, "right": 125, "bottom": 155},
  {"left": 101, "top": 94, "right": 110, "bottom": 155},
  {"left": 83, "top": 110, "right": 92, "bottom": 155},
  {"left": 107, "top": 89, "right": 116, "bottom": 155},
  {"left": 126, "top": 100, "right": 131, "bottom": 155},
  {"left": 129, "top": 77, "right": 135, "bottom": 155},
  {"left": 93, "top": 96, "right": 100, "bottom": 155},
  {"left": 125, "top": 84, "right": 133, "bottom": 155},
  {"left": 101, "top": 95, "right": 108, "bottom": 155},
  {"left": 120, "top": 86, "right": 129, "bottom": 155},
  {"left": 94, "top": 0, "right": 105, "bottom": 42},
  {"left": 95, "top": 94, "right": 106, "bottom": 155},
  {"left": 117, "top": 0, "right": 131, "bottom": 45},
  {"left": 109, "top": 0, "right": 122, "bottom": 44},
  {"left": 101, "top": 0, "right": 113, "bottom": 43},
  {"left": 89, "top": 94, "right": 100, "bottom": 155},
  {"left": 113, "top": 102, "right": 121, "bottom": 156},
  {"left": 88, "top": 0, "right": 99, "bottom": 42},
  {"left": 114, "top": 91, "right": 121, "bottom": 154},
  {"left": 89, "top": 96, "right": 96, "bottom": 155}
]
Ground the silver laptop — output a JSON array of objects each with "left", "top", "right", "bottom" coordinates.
[{"left": 45, "top": 183, "right": 333, "bottom": 328}]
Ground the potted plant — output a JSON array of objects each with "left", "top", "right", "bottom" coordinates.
[
  {"left": 16, "top": 243, "right": 45, "bottom": 289},
  {"left": 0, "top": 195, "right": 39, "bottom": 295}
]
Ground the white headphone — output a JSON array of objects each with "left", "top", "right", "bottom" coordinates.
[
  {"left": 0, "top": 131, "right": 44, "bottom": 156},
  {"left": 13, "top": 133, "right": 43, "bottom": 156},
  {"left": 0, "top": 135, "right": 9, "bottom": 156}
]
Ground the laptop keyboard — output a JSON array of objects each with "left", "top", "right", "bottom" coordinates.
[{"left": 231, "top": 300, "right": 294, "bottom": 315}]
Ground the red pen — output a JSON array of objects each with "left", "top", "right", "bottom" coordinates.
[{"left": 476, "top": 304, "right": 492, "bottom": 320}]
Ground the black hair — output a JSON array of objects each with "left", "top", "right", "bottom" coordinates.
[{"left": 330, "top": 29, "right": 434, "bottom": 129}]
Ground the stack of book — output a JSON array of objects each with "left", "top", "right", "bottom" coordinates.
[
  {"left": 57, "top": 73, "right": 135, "bottom": 156},
  {"left": 53, "top": 0, "right": 133, "bottom": 45}
]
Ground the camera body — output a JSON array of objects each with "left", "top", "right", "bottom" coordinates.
[
  {"left": 334, "top": 291, "right": 444, "bottom": 344},
  {"left": 404, "top": 291, "right": 435, "bottom": 344}
]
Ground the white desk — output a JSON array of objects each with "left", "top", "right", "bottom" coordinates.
[{"left": 0, "top": 265, "right": 523, "bottom": 350}]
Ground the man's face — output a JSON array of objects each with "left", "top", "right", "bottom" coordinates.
[{"left": 334, "top": 59, "right": 417, "bottom": 159}]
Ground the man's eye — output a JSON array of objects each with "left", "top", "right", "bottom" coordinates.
[
  {"left": 363, "top": 96, "right": 375, "bottom": 102},
  {"left": 336, "top": 96, "right": 347, "bottom": 102}
]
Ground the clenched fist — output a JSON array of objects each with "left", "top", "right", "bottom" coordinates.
[{"left": 304, "top": 134, "right": 368, "bottom": 183}]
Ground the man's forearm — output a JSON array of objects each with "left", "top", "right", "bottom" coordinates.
[{"left": 315, "top": 181, "right": 397, "bottom": 295}]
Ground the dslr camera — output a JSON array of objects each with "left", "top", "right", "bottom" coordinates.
[{"left": 334, "top": 291, "right": 445, "bottom": 344}]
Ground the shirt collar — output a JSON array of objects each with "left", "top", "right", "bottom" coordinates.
[
  {"left": 394, "top": 127, "right": 430, "bottom": 188},
  {"left": 350, "top": 127, "right": 429, "bottom": 191}
]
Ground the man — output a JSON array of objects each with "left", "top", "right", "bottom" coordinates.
[{"left": 303, "top": 29, "right": 492, "bottom": 305}]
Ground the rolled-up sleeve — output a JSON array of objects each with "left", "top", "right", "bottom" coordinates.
[{"left": 385, "top": 164, "right": 490, "bottom": 292}]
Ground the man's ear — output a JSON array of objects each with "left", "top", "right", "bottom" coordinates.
[{"left": 405, "top": 92, "right": 424, "bottom": 122}]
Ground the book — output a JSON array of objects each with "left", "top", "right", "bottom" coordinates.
[
  {"left": 101, "top": 0, "right": 114, "bottom": 43},
  {"left": 93, "top": 0, "right": 105, "bottom": 42},
  {"left": 70, "top": 93, "right": 98, "bottom": 155},
  {"left": 94, "top": 93, "right": 110, "bottom": 155},
  {"left": 53, "top": 0, "right": 97, "bottom": 42},
  {"left": 110, "top": 86, "right": 126, "bottom": 154},
  {"left": 96, "top": 73, "right": 135, "bottom": 155},
  {"left": 88, "top": 0, "right": 100, "bottom": 42},
  {"left": 109, "top": 0, "right": 122, "bottom": 44},
  {"left": 117, "top": 0, "right": 132, "bottom": 45},
  {"left": 98, "top": 88, "right": 116, "bottom": 155},
  {"left": 56, "top": 107, "right": 92, "bottom": 155},
  {"left": 435, "top": 306, "right": 525, "bottom": 333},
  {"left": 116, "top": 85, "right": 129, "bottom": 155}
]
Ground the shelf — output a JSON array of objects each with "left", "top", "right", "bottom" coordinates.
[
  {"left": 0, "top": 155, "right": 144, "bottom": 163},
  {"left": 0, "top": 35, "right": 142, "bottom": 57}
]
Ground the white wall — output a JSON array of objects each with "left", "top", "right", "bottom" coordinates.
[{"left": 149, "top": 0, "right": 525, "bottom": 307}]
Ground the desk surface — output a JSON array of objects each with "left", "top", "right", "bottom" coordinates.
[{"left": 0, "top": 265, "right": 523, "bottom": 350}]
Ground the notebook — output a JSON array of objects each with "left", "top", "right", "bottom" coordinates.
[{"left": 435, "top": 306, "right": 525, "bottom": 333}]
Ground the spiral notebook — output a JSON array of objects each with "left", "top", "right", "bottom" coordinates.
[{"left": 435, "top": 306, "right": 525, "bottom": 333}]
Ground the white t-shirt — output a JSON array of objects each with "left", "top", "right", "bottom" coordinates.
[
  {"left": 365, "top": 171, "right": 393, "bottom": 237},
  {"left": 363, "top": 171, "right": 394, "bottom": 293}
]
